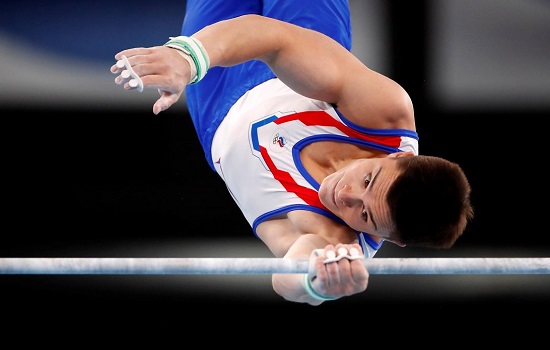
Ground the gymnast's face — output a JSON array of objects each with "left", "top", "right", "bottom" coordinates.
[{"left": 318, "top": 152, "right": 414, "bottom": 245}]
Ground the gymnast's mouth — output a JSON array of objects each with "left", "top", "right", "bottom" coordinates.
[{"left": 332, "top": 176, "right": 344, "bottom": 209}]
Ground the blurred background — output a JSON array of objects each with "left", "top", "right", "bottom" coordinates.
[{"left": 1, "top": 0, "right": 549, "bottom": 333}]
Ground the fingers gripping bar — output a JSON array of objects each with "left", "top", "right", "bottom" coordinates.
[{"left": 308, "top": 247, "right": 364, "bottom": 277}]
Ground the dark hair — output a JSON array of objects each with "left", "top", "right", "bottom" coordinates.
[{"left": 386, "top": 155, "right": 474, "bottom": 249}]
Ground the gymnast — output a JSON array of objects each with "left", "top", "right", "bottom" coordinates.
[{"left": 111, "top": 0, "right": 474, "bottom": 305}]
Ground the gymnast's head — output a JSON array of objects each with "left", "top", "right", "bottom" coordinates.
[
  {"left": 318, "top": 152, "right": 474, "bottom": 249},
  {"left": 387, "top": 154, "right": 473, "bottom": 249}
]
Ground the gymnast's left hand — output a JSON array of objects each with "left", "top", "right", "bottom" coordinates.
[{"left": 110, "top": 46, "right": 191, "bottom": 115}]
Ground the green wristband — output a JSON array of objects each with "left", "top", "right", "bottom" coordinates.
[
  {"left": 302, "top": 273, "right": 336, "bottom": 301},
  {"left": 164, "top": 36, "right": 210, "bottom": 84}
]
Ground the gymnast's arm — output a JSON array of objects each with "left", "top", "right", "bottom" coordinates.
[{"left": 111, "top": 14, "right": 414, "bottom": 130}]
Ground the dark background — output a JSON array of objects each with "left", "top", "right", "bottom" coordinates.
[{"left": 1, "top": 0, "right": 549, "bottom": 338}]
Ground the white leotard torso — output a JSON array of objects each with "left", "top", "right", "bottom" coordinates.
[{"left": 211, "top": 79, "right": 419, "bottom": 258}]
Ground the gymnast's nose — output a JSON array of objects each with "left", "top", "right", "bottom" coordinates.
[{"left": 337, "top": 185, "right": 363, "bottom": 207}]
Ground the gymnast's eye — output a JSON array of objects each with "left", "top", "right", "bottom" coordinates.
[
  {"left": 362, "top": 174, "right": 372, "bottom": 221},
  {"left": 364, "top": 174, "right": 372, "bottom": 187}
]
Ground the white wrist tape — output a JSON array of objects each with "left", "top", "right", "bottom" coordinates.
[
  {"left": 174, "top": 50, "right": 197, "bottom": 85},
  {"left": 164, "top": 36, "right": 210, "bottom": 85}
]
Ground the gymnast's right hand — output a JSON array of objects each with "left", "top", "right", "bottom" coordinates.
[{"left": 110, "top": 46, "right": 192, "bottom": 115}]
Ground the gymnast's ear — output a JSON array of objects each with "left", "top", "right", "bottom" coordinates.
[{"left": 387, "top": 151, "right": 415, "bottom": 158}]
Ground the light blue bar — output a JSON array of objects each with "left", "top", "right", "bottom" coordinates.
[{"left": 0, "top": 258, "right": 549, "bottom": 275}]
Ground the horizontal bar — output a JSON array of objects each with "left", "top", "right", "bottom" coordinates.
[{"left": 0, "top": 257, "right": 549, "bottom": 275}]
